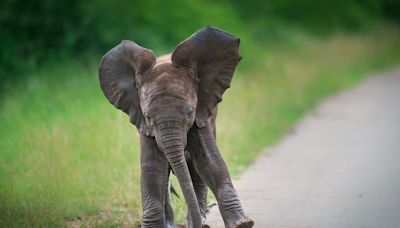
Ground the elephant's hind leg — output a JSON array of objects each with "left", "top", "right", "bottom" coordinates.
[
  {"left": 165, "top": 170, "right": 175, "bottom": 228},
  {"left": 187, "top": 158, "right": 209, "bottom": 228}
]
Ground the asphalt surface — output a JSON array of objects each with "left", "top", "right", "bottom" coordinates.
[{"left": 207, "top": 69, "right": 400, "bottom": 228}]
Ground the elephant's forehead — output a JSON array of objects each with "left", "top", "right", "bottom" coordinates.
[
  {"left": 140, "top": 71, "right": 196, "bottom": 102},
  {"left": 140, "top": 58, "right": 197, "bottom": 104},
  {"left": 143, "top": 75, "right": 194, "bottom": 97}
]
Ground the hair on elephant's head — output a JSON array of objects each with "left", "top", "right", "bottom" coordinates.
[{"left": 99, "top": 26, "right": 240, "bottom": 227}]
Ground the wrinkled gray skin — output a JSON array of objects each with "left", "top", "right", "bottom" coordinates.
[{"left": 99, "top": 27, "right": 254, "bottom": 228}]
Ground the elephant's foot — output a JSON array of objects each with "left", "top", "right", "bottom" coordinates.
[{"left": 231, "top": 217, "right": 254, "bottom": 228}]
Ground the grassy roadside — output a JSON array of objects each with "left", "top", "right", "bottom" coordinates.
[
  {"left": 1, "top": 27, "right": 399, "bottom": 226},
  {"left": 219, "top": 27, "right": 400, "bottom": 176}
]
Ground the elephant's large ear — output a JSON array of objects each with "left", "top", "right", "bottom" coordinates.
[
  {"left": 171, "top": 26, "right": 241, "bottom": 128},
  {"left": 99, "top": 40, "right": 156, "bottom": 135}
]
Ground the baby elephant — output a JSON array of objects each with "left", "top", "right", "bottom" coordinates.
[{"left": 99, "top": 26, "right": 254, "bottom": 228}]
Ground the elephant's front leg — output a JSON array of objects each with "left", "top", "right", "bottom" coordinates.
[
  {"left": 140, "top": 134, "right": 170, "bottom": 228},
  {"left": 187, "top": 125, "right": 254, "bottom": 228}
]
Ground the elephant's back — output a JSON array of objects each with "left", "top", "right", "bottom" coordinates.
[{"left": 155, "top": 53, "right": 172, "bottom": 67}]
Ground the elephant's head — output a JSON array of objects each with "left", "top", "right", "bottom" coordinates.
[{"left": 99, "top": 26, "right": 241, "bottom": 227}]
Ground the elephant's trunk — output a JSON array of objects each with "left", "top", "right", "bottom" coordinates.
[{"left": 157, "top": 120, "right": 202, "bottom": 228}]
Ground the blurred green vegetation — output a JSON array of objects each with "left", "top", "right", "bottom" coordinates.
[
  {"left": 1, "top": 0, "right": 400, "bottom": 84},
  {"left": 1, "top": 0, "right": 400, "bottom": 227}
]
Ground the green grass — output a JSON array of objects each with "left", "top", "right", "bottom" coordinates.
[{"left": 1, "top": 26, "right": 400, "bottom": 227}]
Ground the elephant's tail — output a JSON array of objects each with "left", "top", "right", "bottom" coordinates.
[{"left": 170, "top": 184, "right": 180, "bottom": 199}]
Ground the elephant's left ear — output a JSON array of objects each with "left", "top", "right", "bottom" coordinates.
[
  {"left": 171, "top": 26, "right": 241, "bottom": 128},
  {"left": 99, "top": 40, "right": 156, "bottom": 136}
]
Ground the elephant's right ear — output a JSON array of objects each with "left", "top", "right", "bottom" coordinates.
[{"left": 99, "top": 40, "right": 156, "bottom": 136}]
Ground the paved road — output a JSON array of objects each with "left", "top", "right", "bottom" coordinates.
[{"left": 207, "top": 69, "right": 400, "bottom": 228}]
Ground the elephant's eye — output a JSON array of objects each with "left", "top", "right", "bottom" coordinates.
[
  {"left": 144, "top": 115, "right": 152, "bottom": 125},
  {"left": 187, "top": 106, "right": 194, "bottom": 117}
]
